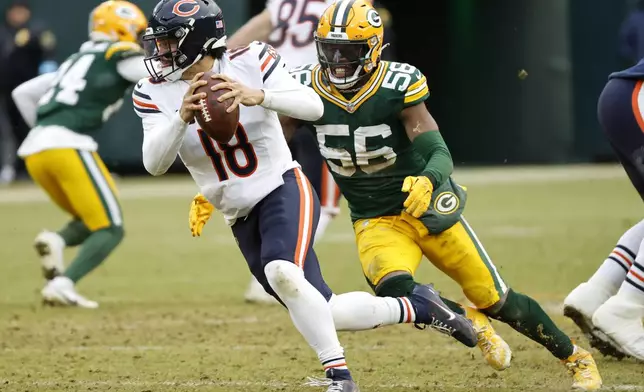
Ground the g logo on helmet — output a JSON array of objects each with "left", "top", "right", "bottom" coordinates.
[
  {"left": 366, "top": 9, "right": 382, "bottom": 28},
  {"left": 115, "top": 5, "right": 137, "bottom": 19},
  {"left": 434, "top": 192, "right": 459, "bottom": 215},
  {"left": 172, "top": 0, "right": 200, "bottom": 17}
]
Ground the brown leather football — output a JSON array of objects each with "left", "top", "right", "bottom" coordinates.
[{"left": 194, "top": 71, "right": 239, "bottom": 144}]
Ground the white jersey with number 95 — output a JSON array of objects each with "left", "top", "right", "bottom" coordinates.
[{"left": 266, "top": 0, "right": 335, "bottom": 68}]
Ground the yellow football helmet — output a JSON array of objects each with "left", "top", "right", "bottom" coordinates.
[
  {"left": 89, "top": 1, "right": 147, "bottom": 43},
  {"left": 315, "top": 0, "right": 384, "bottom": 89}
]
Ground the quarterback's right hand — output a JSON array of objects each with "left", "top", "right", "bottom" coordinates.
[
  {"left": 179, "top": 72, "right": 207, "bottom": 123},
  {"left": 189, "top": 193, "right": 214, "bottom": 237}
]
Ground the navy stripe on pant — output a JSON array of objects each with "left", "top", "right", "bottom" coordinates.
[
  {"left": 598, "top": 78, "right": 644, "bottom": 201},
  {"left": 231, "top": 168, "right": 333, "bottom": 305}
]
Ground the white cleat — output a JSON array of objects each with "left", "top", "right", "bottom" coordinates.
[
  {"left": 34, "top": 231, "right": 65, "bottom": 280},
  {"left": 592, "top": 295, "right": 644, "bottom": 361},
  {"left": 41, "top": 276, "right": 98, "bottom": 309},
  {"left": 563, "top": 282, "right": 625, "bottom": 358},
  {"left": 244, "top": 276, "right": 279, "bottom": 305}
]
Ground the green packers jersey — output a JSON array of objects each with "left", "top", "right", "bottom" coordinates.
[
  {"left": 36, "top": 40, "right": 143, "bottom": 133},
  {"left": 291, "top": 61, "right": 431, "bottom": 220}
]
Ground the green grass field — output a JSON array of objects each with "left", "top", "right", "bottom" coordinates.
[{"left": 0, "top": 165, "right": 642, "bottom": 392}]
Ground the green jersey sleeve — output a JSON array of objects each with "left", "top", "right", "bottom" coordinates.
[
  {"left": 289, "top": 63, "right": 317, "bottom": 88},
  {"left": 105, "top": 41, "right": 144, "bottom": 62},
  {"left": 402, "top": 64, "right": 429, "bottom": 108}
]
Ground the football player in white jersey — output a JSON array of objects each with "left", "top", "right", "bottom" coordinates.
[
  {"left": 225, "top": 0, "right": 341, "bottom": 304},
  {"left": 135, "top": 1, "right": 477, "bottom": 390}
]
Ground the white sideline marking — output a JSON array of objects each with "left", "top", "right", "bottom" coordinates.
[
  {"left": 0, "top": 165, "right": 627, "bottom": 205},
  {"left": 2, "top": 379, "right": 641, "bottom": 391}
]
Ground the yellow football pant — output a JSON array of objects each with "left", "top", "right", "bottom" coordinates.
[
  {"left": 24, "top": 148, "right": 122, "bottom": 231},
  {"left": 353, "top": 213, "right": 507, "bottom": 309}
]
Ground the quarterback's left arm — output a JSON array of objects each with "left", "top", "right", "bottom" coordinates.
[
  {"left": 11, "top": 72, "right": 57, "bottom": 128},
  {"left": 212, "top": 44, "right": 323, "bottom": 120},
  {"left": 400, "top": 103, "right": 453, "bottom": 218}
]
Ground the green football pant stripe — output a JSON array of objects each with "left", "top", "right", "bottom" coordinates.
[
  {"left": 459, "top": 216, "right": 508, "bottom": 297},
  {"left": 77, "top": 150, "right": 122, "bottom": 227}
]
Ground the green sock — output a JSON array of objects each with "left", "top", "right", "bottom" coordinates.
[
  {"left": 373, "top": 274, "right": 466, "bottom": 316},
  {"left": 487, "top": 289, "right": 574, "bottom": 359},
  {"left": 58, "top": 220, "right": 91, "bottom": 247},
  {"left": 64, "top": 226, "right": 124, "bottom": 283}
]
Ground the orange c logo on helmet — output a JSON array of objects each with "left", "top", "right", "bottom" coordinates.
[{"left": 172, "top": 0, "right": 200, "bottom": 17}]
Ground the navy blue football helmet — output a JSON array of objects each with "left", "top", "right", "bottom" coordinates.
[{"left": 142, "top": 0, "right": 226, "bottom": 81}]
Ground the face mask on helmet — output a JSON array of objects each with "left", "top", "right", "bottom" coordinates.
[
  {"left": 316, "top": 38, "right": 371, "bottom": 89},
  {"left": 142, "top": 26, "right": 192, "bottom": 82}
]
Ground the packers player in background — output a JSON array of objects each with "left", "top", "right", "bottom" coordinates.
[
  {"left": 191, "top": 0, "right": 603, "bottom": 389},
  {"left": 11, "top": 0, "right": 148, "bottom": 308}
]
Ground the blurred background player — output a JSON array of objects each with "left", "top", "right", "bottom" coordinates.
[
  {"left": 564, "top": 58, "right": 644, "bottom": 361},
  {"left": 10, "top": 0, "right": 148, "bottom": 308},
  {"left": 0, "top": 0, "right": 57, "bottom": 185},
  {"left": 226, "top": 0, "right": 396, "bottom": 304}
]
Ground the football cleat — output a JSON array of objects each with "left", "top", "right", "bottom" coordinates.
[
  {"left": 465, "top": 306, "right": 512, "bottom": 371},
  {"left": 562, "top": 346, "right": 603, "bottom": 391},
  {"left": 564, "top": 282, "right": 625, "bottom": 359},
  {"left": 411, "top": 284, "right": 478, "bottom": 348},
  {"left": 592, "top": 295, "right": 644, "bottom": 361},
  {"left": 41, "top": 276, "right": 98, "bottom": 309},
  {"left": 244, "top": 276, "right": 279, "bottom": 305},
  {"left": 34, "top": 231, "right": 65, "bottom": 281},
  {"left": 305, "top": 377, "right": 359, "bottom": 392}
]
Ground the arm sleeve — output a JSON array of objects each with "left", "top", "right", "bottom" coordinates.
[
  {"left": 117, "top": 56, "right": 149, "bottom": 83},
  {"left": 140, "top": 111, "right": 188, "bottom": 176},
  {"left": 259, "top": 45, "right": 323, "bottom": 121},
  {"left": 11, "top": 72, "right": 57, "bottom": 128},
  {"left": 132, "top": 87, "right": 188, "bottom": 176},
  {"left": 412, "top": 131, "right": 453, "bottom": 188}
]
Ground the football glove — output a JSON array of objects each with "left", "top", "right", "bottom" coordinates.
[
  {"left": 189, "top": 193, "right": 214, "bottom": 237},
  {"left": 401, "top": 176, "right": 434, "bottom": 218}
]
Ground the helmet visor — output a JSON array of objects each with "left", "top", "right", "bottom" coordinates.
[{"left": 315, "top": 38, "right": 369, "bottom": 80}]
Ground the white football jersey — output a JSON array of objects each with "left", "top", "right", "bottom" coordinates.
[
  {"left": 134, "top": 42, "right": 299, "bottom": 223},
  {"left": 265, "top": 0, "right": 335, "bottom": 67}
]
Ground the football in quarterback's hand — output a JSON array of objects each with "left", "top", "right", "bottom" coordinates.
[{"left": 194, "top": 71, "right": 239, "bottom": 143}]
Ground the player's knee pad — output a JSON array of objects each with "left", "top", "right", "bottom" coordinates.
[
  {"left": 373, "top": 273, "right": 417, "bottom": 298},
  {"left": 481, "top": 289, "right": 531, "bottom": 322},
  {"left": 264, "top": 260, "right": 305, "bottom": 300}
]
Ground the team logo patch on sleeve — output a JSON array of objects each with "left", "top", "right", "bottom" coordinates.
[{"left": 434, "top": 192, "right": 459, "bottom": 215}]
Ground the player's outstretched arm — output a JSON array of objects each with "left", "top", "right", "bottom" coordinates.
[
  {"left": 260, "top": 52, "right": 323, "bottom": 121},
  {"left": 227, "top": 8, "right": 273, "bottom": 48},
  {"left": 11, "top": 72, "right": 57, "bottom": 128}
]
